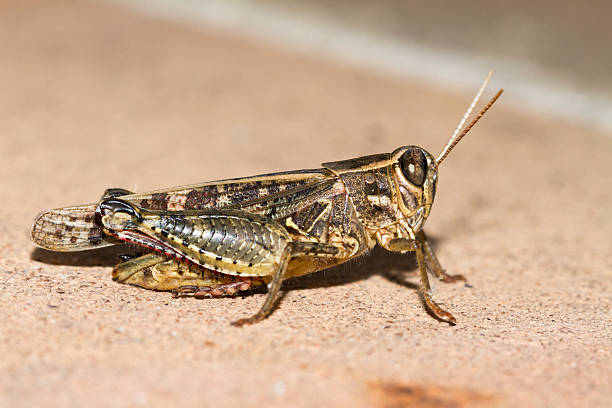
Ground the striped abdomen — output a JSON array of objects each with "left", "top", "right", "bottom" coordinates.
[{"left": 138, "top": 211, "right": 292, "bottom": 277}]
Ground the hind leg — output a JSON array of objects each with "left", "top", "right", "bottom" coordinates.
[
  {"left": 174, "top": 280, "right": 256, "bottom": 297},
  {"left": 112, "top": 253, "right": 250, "bottom": 292},
  {"left": 112, "top": 252, "right": 166, "bottom": 283}
]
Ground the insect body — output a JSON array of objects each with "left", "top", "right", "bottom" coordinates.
[{"left": 31, "top": 75, "right": 502, "bottom": 326}]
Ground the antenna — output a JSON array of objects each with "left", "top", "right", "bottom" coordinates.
[{"left": 436, "top": 71, "right": 503, "bottom": 165}]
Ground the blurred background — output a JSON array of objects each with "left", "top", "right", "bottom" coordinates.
[{"left": 118, "top": 0, "right": 612, "bottom": 132}]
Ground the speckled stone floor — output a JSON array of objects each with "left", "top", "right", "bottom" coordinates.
[{"left": 0, "top": 1, "right": 610, "bottom": 407}]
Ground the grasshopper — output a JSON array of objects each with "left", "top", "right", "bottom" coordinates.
[{"left": 31, "top": 73, "right": 502, "bottom": 326}]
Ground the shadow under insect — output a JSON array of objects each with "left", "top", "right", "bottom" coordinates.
[{"left": 30, "top": 238, "right": 441, "bottom": 292}]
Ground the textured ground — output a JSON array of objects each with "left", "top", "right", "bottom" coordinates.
[{"left": 0, "top": 1, "right": 610, "bottom": 407}]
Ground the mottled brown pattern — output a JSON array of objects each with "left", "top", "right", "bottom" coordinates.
[
  {"left": 337, "top": 167, "right": 396, "bottom": 229},
  {"left": 288, "top": 200, "right": 332, "bottom": 237},
  {"left": 184, "top": 187, "right": 214, "bottom": 208},
  {"left": 31, "top": 204, "right": 113, "bottom": 251},
  {"left": 138, "top": 172, "right": 331, "bottom": 214},
  {"left": 32, "top": 170, "right": 333, "bottom": 251},
  {"left": 34, "top": 144, "right": 461, "bottom": 325}
]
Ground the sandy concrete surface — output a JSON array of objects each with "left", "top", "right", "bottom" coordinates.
[{"left": 1, "top": 1, "right": 610, "bottom": 407}]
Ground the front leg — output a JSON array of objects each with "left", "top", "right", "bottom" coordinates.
[
  {"left": 386, "top": 235, "right": 457, "bottom": 324},
  {"left": 417, "top": 230, "right": 466, "bottom": 283}
]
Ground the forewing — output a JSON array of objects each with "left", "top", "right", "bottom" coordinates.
[{"left": 31, "top": 169, "right": 338, "bottom": 251}]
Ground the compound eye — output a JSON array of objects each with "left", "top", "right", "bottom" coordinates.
[{"left": 400, "top": 147, "right": 427, "bottom": 187}]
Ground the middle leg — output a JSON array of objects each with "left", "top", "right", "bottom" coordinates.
[
  {"left": 231, "top": 243, "right": 292, "bottom": 327},
  {"left": 230, "top": 240, "right": 339, "bottom": 327}
]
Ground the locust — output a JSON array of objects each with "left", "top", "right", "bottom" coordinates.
[{"left": 31, "top": 73, "right": 502, "bottom": 326}]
